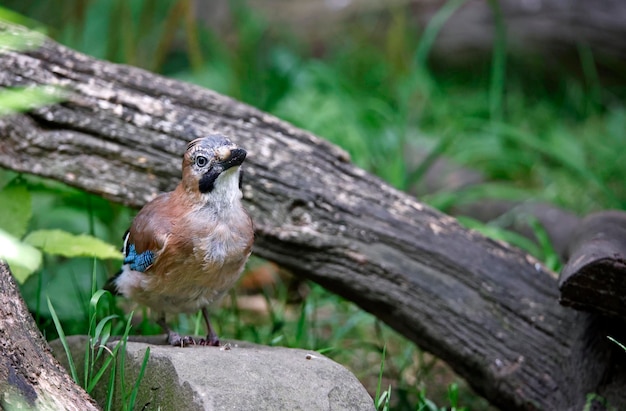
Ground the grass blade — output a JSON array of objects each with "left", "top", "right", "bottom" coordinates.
[
  {"left": 88, "top": 311, "right": 134, "bottom": 394},
  {"left": 294, "top": 299, "right": 308, "bottom": 348},
  {"left": 374, "top": 343, "right": 387, "bottom": 408},
  {"left": 87, "top": 345, "right": 117, "bottom": 393},
  {"left": 415, "top": 0, "right": 468, "bottom": 69},
  {"left": 86, "top": 288, "right": 111, "bottom": 387},
  {"left": 608, "top": 336, "right": 626, "bottom": 352},
  {"left": 105, "top": 346, "right": 117, "bottom": 411},
  {"left": 94, "top": 314, "right": 118, "bottom": 365},
  {"left": 487, "top": 0, "right": 507, "bottom": 126},
  {"left": 127, "top": 347, "right": 150, "bottom": 410},
  {"left": 47, "top": 296, "right": 79, "bottom": 384}
]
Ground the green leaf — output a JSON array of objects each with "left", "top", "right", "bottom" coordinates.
[
  {"left": 24, "top": 229, "right": 123, "bottom": 260},
  {"left": 0, "top": 180, "right": 32, "bottom": 238},
  {"left": 0, "top": 7, "right": 48, "bottom": 32},
  {"left": 0, "top": 29, "right": 45, "bottom": 53},
  {"left": 0, "top": 85, "right": 67, "bottom": 117},
  {"left": 0, "top": 170, "right": 18, "bottom": 190},
  {"left": 0, "top": 228, "right": 42, "bottom": 282}
]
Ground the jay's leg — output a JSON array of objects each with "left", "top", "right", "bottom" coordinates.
[
  {"left": 201, "top": 307, "right": 220, "bottom": 346},
  {"left": 157, "top": 314, "right": 195, "bottom": 347}
]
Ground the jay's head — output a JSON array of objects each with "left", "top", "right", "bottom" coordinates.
[{"left": 182, "top": 134, "right": 247, "bottom": 196}]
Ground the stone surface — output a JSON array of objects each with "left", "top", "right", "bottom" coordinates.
[{"left": 49, "top": 336, "right": 375, "bottom": 411}]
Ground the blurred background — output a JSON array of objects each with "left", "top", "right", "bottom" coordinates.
[{"left": 1, "top": 0, "right": 625, "bottom": 409}]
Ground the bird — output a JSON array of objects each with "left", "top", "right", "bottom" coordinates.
[{"left": 105, "top": 134, "right": 254, "bottom": 347}]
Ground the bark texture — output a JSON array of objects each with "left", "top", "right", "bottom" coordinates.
[
  {"left": 560, "top": 211, "right": 626, "bottom": 319},
  {"left": 0, "top": 261, "right": 100, "bottom": 410},
  {"left": 0, "top": 23, "right": 624, "bottom": 410}
]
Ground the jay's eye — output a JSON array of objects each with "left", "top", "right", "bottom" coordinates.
[{"left": 195, "top": 156, "right": 208, "bottom": 167}]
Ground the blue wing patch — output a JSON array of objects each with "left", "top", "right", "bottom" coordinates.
[{"left": 124, "top": 243, "right": 155, "bottom": 272}]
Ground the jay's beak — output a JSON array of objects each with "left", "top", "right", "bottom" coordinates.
[{"left": 221, "top": 148, "right": 247, "bottom": 171}]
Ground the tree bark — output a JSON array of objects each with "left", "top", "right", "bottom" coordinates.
[
  {"left": 0, "top": 261, "right": 100, "bottom": 410},
  {"left": 0, "top": 23, "right": 624, "bottom": 410},
  {"left": 560, "top": 211, "right": 626, "bottom": 319}
]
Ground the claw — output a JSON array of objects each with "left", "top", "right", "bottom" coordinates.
[
  {"left": 167, "top": 331, "right": 196, "bottom": 347},
  {"left": 206, "top": 334, "right": 220, "bottom": 347},
  {"left": 157, "top": 310, "right": 221, "bottom": 348},
  {"left": 197, "top": 335, "right": 220, "bottom": 346}
]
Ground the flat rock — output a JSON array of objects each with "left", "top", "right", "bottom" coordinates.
[{"left": 49, "top": 335, "right": 375, "bottom": 411}]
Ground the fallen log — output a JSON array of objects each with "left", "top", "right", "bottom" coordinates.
[
  {"left": 0, "top": 22, "right": 624, "bottom": 410},
  {"left": 0, "top": 261, "right": 100, "bottom": 410},
  {"left": 560, "top": 211, "right": 626, "bottom": 319}
]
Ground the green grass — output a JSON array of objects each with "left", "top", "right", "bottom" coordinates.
[
  {"left": 608, "top": 336, "right": 626, "bottom": 352},
  {"left": 47, "top": 259, "right": 150, "bottom": 411},
  {"left": 375, "top": 344, "right": 392, "bottom": 411},
  {"left": 1, "top": 0, "right": 625, "bottom": 410}
]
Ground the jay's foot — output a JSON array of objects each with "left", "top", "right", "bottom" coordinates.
[
  {"left": 197, "top": 334, "right": 220, "bottom": 346},
  {"left": 167, "top": 331, "right": 196, "bottom": 347}
]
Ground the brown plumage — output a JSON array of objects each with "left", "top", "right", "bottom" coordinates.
[{"left": 106, "top": 134, "right": 254, "bottom": 346}]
